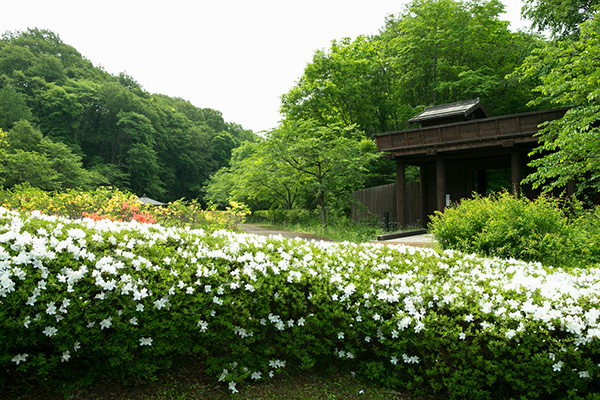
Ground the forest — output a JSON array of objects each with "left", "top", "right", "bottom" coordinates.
[
  {"left": 0, "top": 28, "right": 257, "bottom": 201},
  {"left": 2, "top": 0, "right": 599, "bottom": 226}
]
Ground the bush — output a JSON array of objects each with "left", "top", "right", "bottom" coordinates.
[
  {"left": 3, "top": 207, "right": 600, "bottom": 399},
  {"left": 428, "top": 192, "right": 598, "bottom": 268},
  {"left": 0, "top": 184, "right": 249, "bottom": 232}
]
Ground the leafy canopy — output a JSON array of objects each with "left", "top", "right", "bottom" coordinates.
[{"left": 514, "top": 8, "right": 600, "bottom": 193}]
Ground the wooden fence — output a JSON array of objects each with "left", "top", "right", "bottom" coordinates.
[{"left": 351, "top": 182, "right": 422, "bottom": 230}]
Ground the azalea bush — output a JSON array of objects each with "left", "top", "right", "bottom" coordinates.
[
  {"left": 429, "top": 192, "right": 600, "bottom": 268},
  {"left": 0, "top": 185, "right": 249, "bottom": 231},
  {"left": 2, "top": 208, "right": 600, "bottom": 399}
]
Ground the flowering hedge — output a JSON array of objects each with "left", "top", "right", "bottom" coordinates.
[
  {"left": 2, "top": 207, "right": 600, "bottom": 399},
  {"left": 0, "top": 185, "right": 250, "bottom": 231}
]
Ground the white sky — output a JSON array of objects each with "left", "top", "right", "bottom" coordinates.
[{"left": 3, "top": 0, "right": 528, "bottom": 133}]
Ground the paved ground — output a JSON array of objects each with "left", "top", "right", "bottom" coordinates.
[
  {"left": 369, "top": 232, "right": 437, "bottom": 247},
  {"left": 239, "top": 224, "right": 332, "bottom": 241},
  {"left": 239, "top": 224, "right": 437, "bottom": 247}
]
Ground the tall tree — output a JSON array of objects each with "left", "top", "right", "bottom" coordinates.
[
  {"left": 265, "top": 119, "right": 376, "bottom": 228},
  {"left": 522, "top": 0, "right": 599, "bottom": 38},
  {"left": 514, "top": 10, "right": 600, "bottom": 193}
]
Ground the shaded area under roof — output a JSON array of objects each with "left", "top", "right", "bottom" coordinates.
[{"left": 409, "top": 98, "right": 489, "bottom": 127}]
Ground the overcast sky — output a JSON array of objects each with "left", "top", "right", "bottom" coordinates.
[{"left": 3, "top": 0, "right": 528, "bottom": 133}]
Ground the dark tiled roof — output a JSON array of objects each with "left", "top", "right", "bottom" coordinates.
[{"left": 409, "top": 98, "right": 488, "bottom": 124}]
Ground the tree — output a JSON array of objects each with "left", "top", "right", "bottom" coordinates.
[
  {"left": 514, "top": 10, "right": 600, "bottom": 193},
  {"left": 0, "top": 120, "right": 105, "bottom": 190},
  {"left": 0, "top": 86, "right": 32, "bottom": 130},
  {"left": 522, "top": 0, "right": 599, "bottom": 38},
  {"left": 265, "top": 119, "right": 377, "bottom": 228},
  {"left": 203, "top": 142, "right": 303, "bottom": 211}
]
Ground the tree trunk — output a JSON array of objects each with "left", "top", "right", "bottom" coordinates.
[{"left": 319, "top": 192, "right": 327, "bottom": 230}]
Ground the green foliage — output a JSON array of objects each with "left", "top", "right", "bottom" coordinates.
[
  {"left": 204, "top": 119, "right": 378, "bottom": 229},
  {"left": 282, "top": 0, "right": 544, "bottom": 137},
  {"left": 0, "top": 86, "right": 32, "bottom": 130},
  {"left": 522, "top": 0, "right": 598, "bottom": 38},
  {"left": 0, "top": 185, "right": 249, "bottom": 231},
  {"left": 265, "top": 119, "right": 377, "bottom": 228},
  {"left": 0, "top": 28, "right": 257, "bottom": 201},
  {"left": 429, "top": 192, "right": 600, "bottom": 268},
  {"left": 512, "top": 11, "right": 600, "bottom": 194},
  {"left": 1, "top": 120, "right": 105, "bottom": 190},
  {"left": 2, "top": 206, "right": 600, "bottom": 399}
]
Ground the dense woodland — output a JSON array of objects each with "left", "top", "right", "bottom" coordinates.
[
  {"left": 2, "top": 0, "right": 599, "bottom": 226},
  {"left": 0, "top": 29, "right": 256, "bottom": 201}
]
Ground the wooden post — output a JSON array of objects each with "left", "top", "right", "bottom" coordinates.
[
  {"left": 420, "top": 164, "right": 428, "bottom": 228},
  {"left": 511, "top": 150, "right": 522, "bottom": 197},
  {"left": 396, "top": 159, "right": 406, "bottom": 228},
  {"left": 436, "top": 157, "right": 446, "bottom": 212}
]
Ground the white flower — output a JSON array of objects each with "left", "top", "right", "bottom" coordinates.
[
  {"left": 297, "top": 317, "right": 305, "bottom": 326},
  {"left": 402, "top": 353, "right": 420, "bottom": 364},
  {"left": 73, "top": 341, "right": 81, "bottom": 351},
  {"left": 579, "top": 370, "right": 590, "bottom": 378},
  {"left": 251, "top": 371, "right": 262, "bottom": 380},
  {"left": 390, "top": 356, "right": 398, "bottom": 365},
  {"left": 43, "top": 326, "right": 58, "bottom": 337},
  {"left": 228, "top": 381, "right": 238, "bottom": 393},
  {"left": 338, "top": 332, "right": 345, "bottom": 340},
  {"left": 459, "top": 332, "right": 466, "bottom": 340},
  {"left": 61, "top": 350, "right": 71, "bottom": 362},
  {"left": 139, "top": 337, "right": 153, "bottom": 346},
  {"left": 23, "top": 316, "right": 31, "bottom": 328},
  {"left": 365, "top": 336, "right": 371, "bottom": 343},
  {"left": 130, "top": 317, "right": 138, "bottom": 325},
  {"left": 100, "top": 318, "right": 112, "bottom": 330},
  {"left": 505, "top": 329, "right": 517, "bottom": 339},
  {"left": 154, "top": 297, "right": 169, "bottom": 310},
  {"left": 464, "top": 314, "right": 474, "bottom": 322},
  {"left": 136, "top": 303, "right": 144, "bottom": 312},
  {"left": 46, "top": 301, "right": 57, "bottom": 315},
  {"left": 11, "top": 353, "right": 28, "bottom": 365},
  {"left": 218, "top": 369, "right": 229, "bottom": 382},
  {"left": 269, "top": 359, "right": 286, "bottom": 369},
  {"left": 552, "top": 361, "right": 564, "bottom": 372}
]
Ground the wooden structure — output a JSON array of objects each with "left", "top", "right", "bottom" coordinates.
[
  {"left": 372, "top": 99, "right": 569, "bottom": 228},
  {"left": 351, "top": 182, "right": 421, "bottom": 230}
]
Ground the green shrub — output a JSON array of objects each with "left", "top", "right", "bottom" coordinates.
[
  {"left": 429, "top": 192, "right": 597, "bottom": 268},
  {"left": 0, "top": 184, "right": 249, "bottom": 232},
  {"left": 3, "top": 207, "right": 600, "bottom": 399}
]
